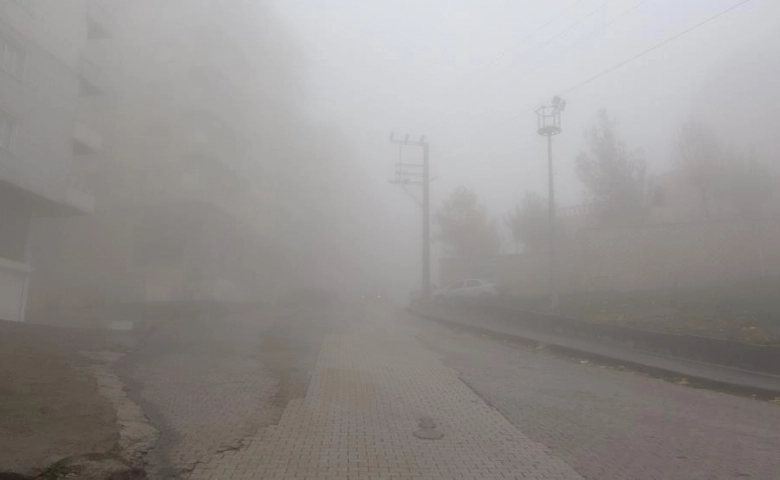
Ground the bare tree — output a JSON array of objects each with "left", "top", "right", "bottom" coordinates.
[
  {"left": 677, "top": 120, "right": 775, "bottom": 220},
  {"left": 504, "top": 192, "right": 547, "bottom": 253},
  {"left": 724, "top": 148, "right": 774, "bottom": 219},
  {"left": 576, "top": 109, "right": 647, "bottom": 226},
  {"left": 675, "top": 118, "right": 724, "bottom": 219},
  {"left": 434, "top": 186, "right": 500, "bottom": 261}
]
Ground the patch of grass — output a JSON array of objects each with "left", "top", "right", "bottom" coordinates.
[
  {"left": 38, "top": 459, "right": 68, "bottom": 480},
  {"left": 506, "top": 277, "right": 780, "bottom": 344}
]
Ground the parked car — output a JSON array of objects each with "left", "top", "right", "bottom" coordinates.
[
  {"left": 469, "top": 263, "right": 497, "bottom": 283},
  {"left": 433, "top": 278, "right": 499, "bottom": 303},
  {"left": 362, "top": 291, "right": 384, "bottom": 301}
]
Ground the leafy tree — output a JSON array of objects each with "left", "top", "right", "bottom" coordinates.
[
  {"left": 504, "top": 192, "right": 548, "bottom": 253},
  {"left": 576, "top": 109, "right": 647, "bottom": 226},
  {"left": 434, "top": 186, "right": 500, "bottom": 260}
]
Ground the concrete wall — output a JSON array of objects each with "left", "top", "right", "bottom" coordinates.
[{"left": 497, "top": 252, "right": 582, "bottom": 298}]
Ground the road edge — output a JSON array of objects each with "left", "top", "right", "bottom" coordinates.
[{"left": 408, "top": 307, "right": 780, "bottom": 399}]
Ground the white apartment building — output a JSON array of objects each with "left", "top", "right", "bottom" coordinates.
[{"left": 0, "top": 0, "right": 112, "bottom": 321}]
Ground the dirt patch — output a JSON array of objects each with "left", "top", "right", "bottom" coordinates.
[
  {"left": 258, "top": 314, "right": 321, "bottom": 412},
  {"left": 0, "top": 321, "right": 129, "bottom": 476},
  {"left": 37, "top": 453, "right": 145, "bottom": 480}
]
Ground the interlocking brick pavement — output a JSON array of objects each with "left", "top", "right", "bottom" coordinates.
[{"left": 189, "top": 306, "right": 582, "bottom": 479}]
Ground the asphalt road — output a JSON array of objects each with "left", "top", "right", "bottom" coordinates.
[{"left": 410, "top": 310, "right": 780, "bottom": 480}]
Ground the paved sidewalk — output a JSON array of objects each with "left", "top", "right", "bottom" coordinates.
[{"left": 189, "top": 307, "right": 582, "bottom": 479}]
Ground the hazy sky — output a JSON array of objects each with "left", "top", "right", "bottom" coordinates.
[{"left": 269, "top": 0, "right": 780, "bottom": 288}]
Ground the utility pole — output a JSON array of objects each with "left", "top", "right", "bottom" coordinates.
[
  {"left": 535, "top": 96, "right": 566, "bottom": 311},
  {"left": 389, "top": 134, "right": 431, "bottom": 300}
]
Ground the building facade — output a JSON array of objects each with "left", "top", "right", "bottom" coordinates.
[
  {"left": 0, "top": 0, "right": 112, "bottom": 321},
  {"left": 26, "top": 0, "right": 302, "bottom": 320}
]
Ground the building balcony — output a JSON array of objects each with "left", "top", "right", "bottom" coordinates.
[
  {"left": 79, "top": 57, "right": 107, "bottom": 96},
  {"left": 181, "top": 112, "right": 252, "bottom": 173},
  {"left": 72, "top": 120, "right": 103, "bottom": 154},
  {"left": 183, "top": 89, "right": 240, "bottom": 133},
  {"left": 86, "top": 0, "right": 115, "bottom": 40},
  {"left": 176, "top": 181, "right": 247, "bottom": 222},
  {"left": 64, "top": 186, "right": 95, "bottom": 214}
]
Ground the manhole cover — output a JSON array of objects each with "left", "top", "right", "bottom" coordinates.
[{"left": 413, "top": 416, "right": 443, "bottom": 440}]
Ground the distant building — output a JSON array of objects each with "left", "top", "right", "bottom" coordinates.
[
  {"left": 0, "top": 0, "right": 112, "bottom": 321},
  {"left": 26, "top": 0, "right": 297, "bottom": 320}
]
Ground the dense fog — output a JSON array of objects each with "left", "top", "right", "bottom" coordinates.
[{"left": 7, "top": 0, "right": 779, "bottom": 313}]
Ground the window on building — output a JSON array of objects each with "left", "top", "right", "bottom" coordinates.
[
  {"left": 11, "top": 0, "right": 35, "bottom": 14},
  {"left": 0, "top": 35, "right": 27, "bottom": 79},
  {"left": 0, "top": 190, "right": 31, "bottom": 263},
  {"left": 0, "top": 110, "right": 18, "bottom": 151},
  {"left": 133, "top": 217, "right": 185, "bottom": 267}
]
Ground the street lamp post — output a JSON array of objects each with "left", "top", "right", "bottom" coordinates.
[{"left": 535, "top": 96, "right": 565, "bottom": 311}]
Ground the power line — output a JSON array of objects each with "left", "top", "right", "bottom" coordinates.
[
  {"left": 458, "top": 0, "right": 588, "bottom": 85},
  {"left": 499, "top": 0, "right": 649, "bottom": 89},
  {"left": 455, "top": 0, "right": 616, "bottom": 99},
  {"left": 559, "top": 0, "right": 754, "bottom": 95},
  {"left": 504, "top": 0, "right": 620, "bottom": 71},
  {"left": 442, "top": 0, "right": 754, "bottom": 152},
  {"left": 426, "top": 0, "right": 621, "bottom": 139}
]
